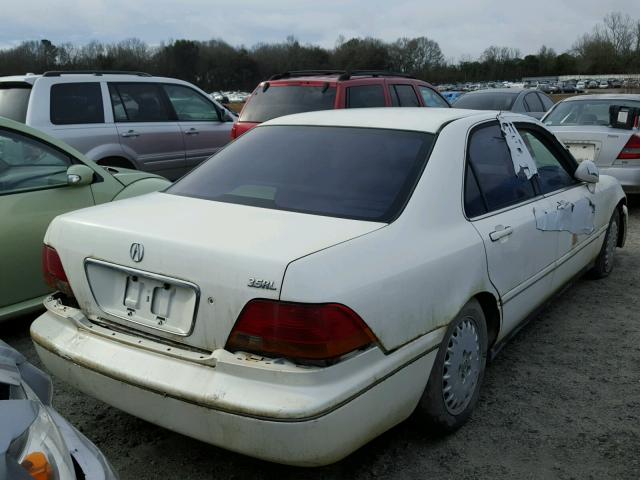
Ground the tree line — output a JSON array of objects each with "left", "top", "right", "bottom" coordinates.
[{"left": 1, "top": 12, "right": 638, "bottom": 91}]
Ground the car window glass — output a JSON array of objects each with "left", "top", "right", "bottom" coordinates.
[
  {"left": 50, "top": 83, "right": 104, "bottom": 125},
  {"left": 420, "top": 87, "right": 449, "bottom": 107},
  {"left": 519, "top": 130, "right": 576, "bottom": 194},
  {"left": 544, "top": 99, "right": 640, "bottom": 126},
  {"left": 108, "top": 83, "right": 171, "bottom": 122},
  {"left": 346, "top": 85, "right": 385, "bottom": 108},
  {"left": 454, "top": 92, "right": 518, "bottom": 110},
  {"left": 464, "top": 163, "right": 487, "bottom": 218},
  {"left": 392, "top": 85, "right": 420, "bottom": 107},
  {"left": 239, "top": 85, "right": 336, "bottom": 123},
  {"left": 168, "top": 125, "right": 434, "bottom": 222},
  {"left": 163, "top": 84, "right": 219, "bottom": 121},
  {"left": 0, "top": 128, "right": 70, "bottom": 194},
  {"left": 467, "top": 123, "right": 535, "bottom": 212},
  {"left": 524, "top": 93, "right": 544, "bottom": 112},
  {"left": 538, "top": 93, "right": 554, "bottom": 110},
  {"left": 0, "top": 85, "right": 31, "bottom": 123}
]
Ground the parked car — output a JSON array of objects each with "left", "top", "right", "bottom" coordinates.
[
  {"left": 453, "top": 88, "right": 554, "bottom": 119},
  {"left": 0, "top": 71, "right": 235, "bottom": 180},
  {"left": 598, "top": 81, "right": 609, "bottom": 89},
  {"left": 31, "top": 108, "right": 626, "bottom": 466},
  {"left": 537, "top": 83, "right": 560, "bottom": 94},
  {"left": 576, "top": 81, "right": 587, "bottom": 91},
  {"left": 0, "top": 340, "right": 117, "bottom": 479},
  {"left": 0, "top": 116, "right": 171, "bottom": 321},
  {"left": 559, "top": 82, "right": 577, "bottom": 93},
  {"left": 588, "top": 80, "right": 599, "bottom": 89},
  {"left": 231, "top": 70, "right": 449, "bottom": 138},
  {"left": 543, "top": 94, "right": 640, "bottom": 192},
  {"left": 441, "top": 91, "right": 465, "bottom": 103}
]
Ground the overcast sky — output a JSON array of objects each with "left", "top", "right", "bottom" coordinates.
[{"left": 2, "top": 0, "right": 639, "bottom": 60}]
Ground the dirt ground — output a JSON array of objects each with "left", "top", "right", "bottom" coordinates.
[{"left": 2, "top": 199, "right": 640, "bottom": 480}]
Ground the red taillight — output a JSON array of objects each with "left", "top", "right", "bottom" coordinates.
[
  {"left": 617, "top": 135, "right": 640, "bottom": 160},
  {"left": 42, "top": 245, "right": 73, "bottom": 297},
  {"left": 230, "top": 123, "right": 238, "bottom": 139},
  {"left": 225, "top": 300, "right": 377, "bottom": 362}
]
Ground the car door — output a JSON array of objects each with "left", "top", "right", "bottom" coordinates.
[
  {"left": 162, "top": 83, "right": 232, "bottom": 169},
  {"left": 516, "top": 125, "right": 603, "bottom": 291},
  {"left": 108, "top": 82, "right": 186, "bottom": 180},
  {"left": 0, "top": 127, "right": 94, "bottom": 311},
  {"left": 464, "top": 122, "right": 557, "bottom": 336}
]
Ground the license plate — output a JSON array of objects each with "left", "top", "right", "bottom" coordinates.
[
  {"left": 85, "top": 259, "right": 198, "bottom": 336},
  {"left": 565, "top": 143, "right": 596, "bottom": 163}
]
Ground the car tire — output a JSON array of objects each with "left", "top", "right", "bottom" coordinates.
[
  {"left": 416, "top": 299, "right": 488, "bottom": 433},
  {"left": 590, "top": 209, "right": 620, "bottom": 279}
]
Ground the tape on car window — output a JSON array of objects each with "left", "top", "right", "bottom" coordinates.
[{"left": 497, "top": 114, "right": 538, "bottom": 180}]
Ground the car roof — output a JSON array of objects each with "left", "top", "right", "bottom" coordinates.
[
  {"left": 0, "top": 73, "right": 197, "bottom": 86},
  {"left": 561, "top": 93, "right": 640, "bottom": 102},
  {"left": 265, "top": 73, "right": 427, "bottom": 85},
  {"left": 263, "top": 107, "right": 508, "bottom": 133}
]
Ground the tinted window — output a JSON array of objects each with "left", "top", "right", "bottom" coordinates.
[
  {"left": 420, "top": 87, "right": 450, "bottom": 108},
  {"left": 239, "top": 85, "right": 336, "bottom": 123},
  {"left": 519, "top": 130, "right": 575, "bottom": 194},
  {"left": 454, "top": 92, "right": 518, "bottom": 111},
  {"left": 544, "top": 99, "right": 640, "bottom": 126},
  {"left": 467, "top": 124, "right": 535, "bottom": 212},
  {"left": 391, "top": 85, "right": 420, "bottom": 107},
  {"left": 524, "top": 93, "right": 544, "bottom": 112},
  {"left": 464, "top": 163, "right": 487, "bottom": 217},
  {"left": 0, "top": 84, "right": 31, "bottom": 122},
  {"left": 163, "top": 84, "right": 219, "bottom": 121},
  {"left": 347, "top": 85, "right": 386, "bottom": 108},
  {"left": 168, "top": 126, "right": 434, "bottom": 222},
  {"left": 50, "top": 83, "right": 104, "bottom": 125},
  {"left": 0, "top": 128, "right": 71, "bottom": 194},
  {"left": 538, "top": 93, "right": 554, "bottom": 110},
  {"left": 108, "top": 83, "right": 172, "bottom": 122}
]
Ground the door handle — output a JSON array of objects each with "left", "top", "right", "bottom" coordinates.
[
  {"left": 489, "top": 225, "right": 513, "bottom": 242},
  {"left": 121, "top": 130, "right": 140, "bottom": 138},
  {"left": 184, "top": 128, "right": 199, "bottom": 135}
]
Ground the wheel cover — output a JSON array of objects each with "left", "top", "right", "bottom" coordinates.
[
  {"left": 603, "top": 218, "right": 619, "bottom": 273},
  {"left": 442, "top": 317, "right": 482, "bottom": 415}
]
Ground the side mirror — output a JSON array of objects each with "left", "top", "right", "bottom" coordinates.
[
  {"left": 67, "top": 164, "right": 94, "bottom": 186},
  {"left": 574, "top": 160, "right": 599, "bottom": 184}
]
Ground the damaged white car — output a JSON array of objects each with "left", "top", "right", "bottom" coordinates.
[{"left": 31, "top": 108, "right": 626, "bottom": 466}]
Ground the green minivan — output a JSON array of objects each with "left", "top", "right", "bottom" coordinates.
[{"left": 0, "top": 116, "right": 171, "bottom": 321}]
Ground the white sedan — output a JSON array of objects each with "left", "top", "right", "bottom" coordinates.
[{"left": 31, "top": 108, "right": 626, "bottom": 466}]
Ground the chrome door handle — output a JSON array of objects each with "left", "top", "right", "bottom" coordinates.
[
  {"left": 185, "top": 128, "right": 199, "bottom": 135},
  {"left": 121, "top": 130, "right": 140, "bottom": 138},
  {"left": 489, "top": 225, "right": 513, "bottom": 242}
]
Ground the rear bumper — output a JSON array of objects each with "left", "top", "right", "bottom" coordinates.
[
  {"left": 31, "top": 300, "right": 441, "bottom": 466},
  {"left": 600, "top": 166, "right": 640, "bottom": 193}
]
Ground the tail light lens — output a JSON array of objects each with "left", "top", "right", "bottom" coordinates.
[
  {"left": 617, "top": 134, "right": 640, "bottom": 160},
  {"left": 42, "top": 245, "right": 73, "bottom": 297},
  {"left": 225, "top": 299, "right": 377, "bottom": 363}
]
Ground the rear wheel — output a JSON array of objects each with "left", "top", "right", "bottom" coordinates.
[
  {"left": 417, "top": 299, "right": 488, "bottom": 432},
  {"left": 591, "top": 209, "right": 620, "bottom": 278}
]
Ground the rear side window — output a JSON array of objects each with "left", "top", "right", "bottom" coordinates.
[
  {"left": 391, "top": 85, "right": 420, "bottom": 107},
  {"left": 519, "top": 129, "right": 576, "bottom": 194},
  {"left": 50, "top": 83, "right": 104, "bottom": 125},
  {"left": 108, "top": 83, "right": 172, "bottom": 122},
  {"left": 239, "top": 85, "right": 336, "bottom": 123},
  {"left": 419, "top": 87, "right": 450, "bottom": 108},
  {"left": 538, "top": 93, "right": 554, "bottom": 111},
  {"left": 168, "top": 125, "right": 434, "bottom": 222},
  {"left": 0, "top": 84, "right": 31, "bottom": 123},
  {"left": 524, "top": 93, "right": 544, "bottom": 113},
  {"left": 467, "top": 123, "right": 535, "bottom": 212},
  {"left": 464, "top": 163, "right": 487, "bottom": 218},
  {"left": 346, "top": 85, "right": 385, "bottom": 108}
]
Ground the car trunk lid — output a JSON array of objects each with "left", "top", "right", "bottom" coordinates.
[
  {"left": 550, "top": 126, "right": 635, "bottom": 166},
  {"left": 46, "top": 192, "right": 384, "bottom": 351}
]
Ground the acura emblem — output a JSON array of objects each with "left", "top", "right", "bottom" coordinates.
[{"left": 130, "top": 243, "right": 144, "bottom": 262}]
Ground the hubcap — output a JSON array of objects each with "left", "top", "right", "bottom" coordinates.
[
  {"left": 442, "top": 318, "right": 482, "bottom": 415},
  {"left": 603, "top": 218, "right": 619, "bottom": 273}
]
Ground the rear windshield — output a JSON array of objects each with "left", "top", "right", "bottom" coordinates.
[
  {"left": 168, "top": 125, "right": 434, "bottom": 222},
  {"left": 544, "top": 99, "right": 640, "bottom": 126},
  {"left": 0, "top": 84, "right": 31, "bottom": 123},
  {"left": 454, "top": 92, "right": 518, "bottom": 111},
  {"left": 239, "top": 85, "right": 337, "bottom": 123}
]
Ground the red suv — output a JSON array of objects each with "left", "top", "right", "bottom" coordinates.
[{"left": 231, "top": 70, "right": 449, "bottom": 138}]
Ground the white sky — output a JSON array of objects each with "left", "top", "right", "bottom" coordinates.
[{"left": 2, "top": 0, "right": 639, "bottom": 60}]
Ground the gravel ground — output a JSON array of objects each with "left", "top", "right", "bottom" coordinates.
[{"left": 2, "top": 198, "right": 639, "bottom": 480}]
